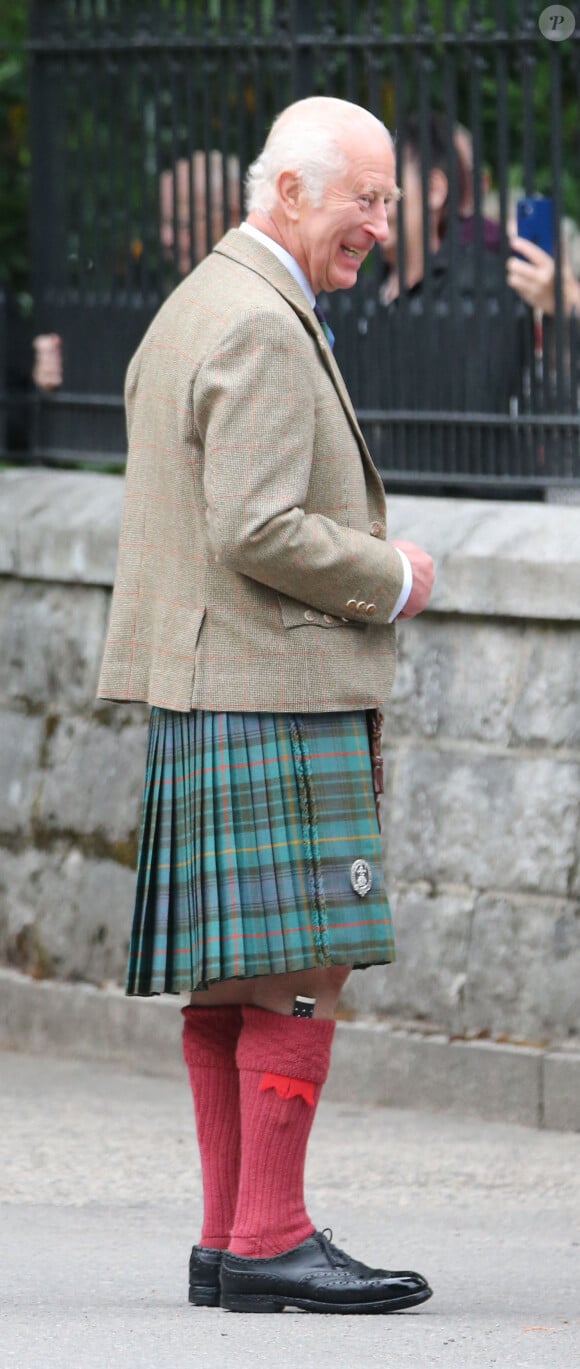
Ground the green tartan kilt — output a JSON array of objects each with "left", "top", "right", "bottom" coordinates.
[{"left": 126, "top": 708, "right": 395, "bottom": 996}]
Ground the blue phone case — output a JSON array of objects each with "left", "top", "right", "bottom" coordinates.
[{"left": 516, "top": 196, "right": 554, "bottom": 257}]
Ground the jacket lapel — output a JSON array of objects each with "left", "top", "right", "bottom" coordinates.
[{"left": 213, "top": 231, "right": 383, "bottom": 495}]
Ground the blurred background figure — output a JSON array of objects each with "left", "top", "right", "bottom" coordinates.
[
  {"left": 454, "top": 122, "right": 501, "bottom": 253},
  {"left": 379, "top": 112, "right": 502, "bottom": 307},
  {"left": 454, "top": 121, "right": 477, "bottom": 218},
  {"left": 159, "top": 148, "right": 241, "bottom": 276},
  {"left": 33, "top": 149, "right": 241, "bottom": 391},
  {"left": 380, "top": 112, "right": 450, "bottom": 303},
  {"left": 376, "top": 111, "right": 521, "bottom": 477}
]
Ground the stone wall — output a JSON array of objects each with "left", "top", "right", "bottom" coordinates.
[
  {"left": 1, "top": 469, "right": 579, "bottom": 1045},
  {"left": 346, "top": 614, "right": 580, "bottom": 1041}
]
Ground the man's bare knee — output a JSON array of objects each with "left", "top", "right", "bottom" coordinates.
[
  {"left": 294, "top": 964, "right": 352, "bottom": 1015},
  {"left": 251, "top": 964, "right": 352, "bottom": 1017},
  {"left": 286, "top": 964, "right": 351, "bottom": 999},
  {"left": 322, "top": 964, "right": 352, "bottom": 993}
]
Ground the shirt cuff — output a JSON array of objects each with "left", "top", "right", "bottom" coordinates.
[{"left": 388, "top": 549, "right": 413, "bottom": 623}]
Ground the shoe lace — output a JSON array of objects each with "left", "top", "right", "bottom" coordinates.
[{"left": 319, "top": 1228, "right": 350, "bottom": 1267}]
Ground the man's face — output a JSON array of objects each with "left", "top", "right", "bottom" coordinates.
[{"left": 291, "top": 127, "right": 397, "bottom": 295}]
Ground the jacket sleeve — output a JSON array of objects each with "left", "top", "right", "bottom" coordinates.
[{"left": 194, "top": 308, "right": 404, "bottom": 624}]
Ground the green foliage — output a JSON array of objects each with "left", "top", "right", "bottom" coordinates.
[
  {"left": 377, "top": 1, "right": 579, "bottom": 222},
  {"left": 0, "top": 0, "right": 30, "bottom": 294}
]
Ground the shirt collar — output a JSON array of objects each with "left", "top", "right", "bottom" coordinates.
[{"left": 240, "top": 221, "right": 316, "bottom": 308}]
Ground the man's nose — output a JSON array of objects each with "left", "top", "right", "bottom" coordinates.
[{"left": 368, "top": 201, "right": 390, "bottom": 245}]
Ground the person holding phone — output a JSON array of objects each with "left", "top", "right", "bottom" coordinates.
[{"left": 378, "top": 112, "right": 520, "bottom": 427}]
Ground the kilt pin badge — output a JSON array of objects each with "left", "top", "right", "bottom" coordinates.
[{"left": 350, "top": 858, "right": 373, "bottom": 898}]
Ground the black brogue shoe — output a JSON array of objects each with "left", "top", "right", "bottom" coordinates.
[
  {"left": 188, "top": 1244, "right": 223, "bottom": 1307},
  {"left": 220, "top": 1230, "right": 433, "bottom": 1315}
]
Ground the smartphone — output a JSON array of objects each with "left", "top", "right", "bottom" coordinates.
[{"left": 516, "top": 195, "right": 554, "bottom": 257}]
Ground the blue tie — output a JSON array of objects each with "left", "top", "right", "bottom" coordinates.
[{"left": 313, "top": 302, "right": 335, "bottom": 350}]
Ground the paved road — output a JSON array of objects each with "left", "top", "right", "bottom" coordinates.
[{"left": 1, "top": 1049, "right": 579, "bottom": 1369}]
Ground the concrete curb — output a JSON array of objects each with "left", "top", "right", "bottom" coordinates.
[{"left": 1, "top": 968, "right": 578, "bottom": 1132}]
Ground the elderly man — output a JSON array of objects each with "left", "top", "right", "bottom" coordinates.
[{"left": 99, "top": 96, "right": 434, "bottom": 1315}]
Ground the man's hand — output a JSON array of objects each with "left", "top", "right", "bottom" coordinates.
[{"left": 391, "top": 539, "right": 434, "bottom": 619}]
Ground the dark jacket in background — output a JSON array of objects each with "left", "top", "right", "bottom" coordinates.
[{"left": 378, "top": 231, "right": 525, "bottom": 418}]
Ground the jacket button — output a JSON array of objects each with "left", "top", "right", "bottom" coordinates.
[
  {"left": 366, "top": 603, "right": 377, "bottom": 616},
  {"left": 323, "top": 613, "right": 338, "bottom": 625},
  {"left": 356, "top": 600, "right": 367, "bottom": 611},
  {"left": 304, "top": 609, "right": 317, "bottom": 622},
  {"left": 370, "top": 521, "right": 385, "bottom": 537},
  {"left": 346, "top": 599, "right": 357, "bottom": 610}
]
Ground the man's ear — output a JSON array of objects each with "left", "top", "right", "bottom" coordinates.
[
  {"left": 277, "top": 170, "right": 302, "bottom": 220},
  {"left": 428, "top": 168, "right": 448, "bottom": 213}
]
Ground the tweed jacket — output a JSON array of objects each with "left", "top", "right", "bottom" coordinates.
[{"left": 97, "top": 229, "right": 405, "bottom": 713}]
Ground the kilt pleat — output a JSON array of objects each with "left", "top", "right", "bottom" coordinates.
[
  {"left": 126, "top": 708, "right": 395, "bottom": 996},
  {"left": 289, "top": 718, "right": 328, "bottom": 963}
]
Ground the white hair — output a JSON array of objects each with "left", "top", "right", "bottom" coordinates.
[{"left": 245, "top": 96, "right": 392, "bottom": 213}]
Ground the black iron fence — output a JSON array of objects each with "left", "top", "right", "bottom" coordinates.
[{"left": 5, "top": 0, "right": 580, "bottom": 491}]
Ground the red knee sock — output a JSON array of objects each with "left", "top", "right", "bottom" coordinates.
[
  {"left": 181, "top": 1004, "right": 242, "bottom": 1250},
  {"left": 228, "top": 1005, "right": 335, "bottom": 1258}
]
